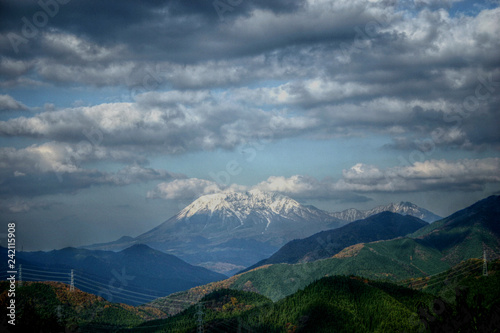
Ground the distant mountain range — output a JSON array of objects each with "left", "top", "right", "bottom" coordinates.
[
  {"left": 1, "top": 244, "right": 226, "bottom": 306},
  {"left": 151, "top": 195, "right": 500, "bottom": 308},
  {"left": 4, "top": 195, "right": 498, "bottom": 332},
  {"left": 242, "top": 211, "right": 428, "bottom": 272},
  {"left": 83, "top": 190, "right": 440, "bottom": 275},
  {"left": 84, "top": 190, "right": 346, "bottom": 274},
  {"left": 229, "top": 195, "right": 500, "bottom": 301},
  {"left": 329, "top": 201, "right": 442, "bottom": 223}
]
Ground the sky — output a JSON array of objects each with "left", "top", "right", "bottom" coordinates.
[{"left": 0, "top": 0, "right": 499, "bottom": 251}]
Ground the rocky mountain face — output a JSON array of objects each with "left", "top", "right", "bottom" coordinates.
[{"left": 330, "top": 201, "right": 442, "bottom": 223}]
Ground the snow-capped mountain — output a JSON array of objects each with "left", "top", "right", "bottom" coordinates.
[
  {"left": 84, "top": 191, "right": 440, "bottom": 275},
  {"left": 330, "top": 201, "right": 441, "bottom": 223},
  {"left": 85, "top": 190, "right": 344, "bottom": 275},
  {"left": 329, "top": 208, "right": 367, "bottom": 223},
  {"left": 136, "top": 189, "right": 344, "bottom": 248},
  {"left": 173, "top": 189, "right": 340, "bottom": 231}
]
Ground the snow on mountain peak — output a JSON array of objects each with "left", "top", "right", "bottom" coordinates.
[{"left": 178, "top": 189, "right": 304, "bottom": 219}]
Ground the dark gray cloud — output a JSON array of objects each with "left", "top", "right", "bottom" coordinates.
[
  {"left": 0, "top": 167, "right": 181, "bottom": 198},
  {"left": 0, "top": 0, "right": 392, "bottom": 79},
  {"left": 0, "top": 142, "right": 183, "bottom": 197},
  {"left": 0, "top": 0, "right": 499, "bottom": 251},
  {"left": 0, "top": 0, "right": 310, "bottom": 61},
  {"left": 0, "top": 0, "right": 498, "bottom": 194},
  {"left": 0, "top": 91, "right": 316, "bottom": 154},
  {"left": 2, "top": 0, "right": 497, "bottom": 103}
]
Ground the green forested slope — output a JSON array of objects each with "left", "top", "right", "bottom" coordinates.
[
  {"left": 0, "top": 281, "right": 166, "bottom": 333},
  {"left": 138, "top": 263, "right": 500, "bottom": 333},
  {"left": 228, "top": 196, "right": 500, "bottom": 301}
]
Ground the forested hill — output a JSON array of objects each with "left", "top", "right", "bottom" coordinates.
[
  {"left": 137, "top": 259, "right": 500, "bottom": 332},
  {"left": 242, "top": 211, "right": 428, "bottom": 272}
]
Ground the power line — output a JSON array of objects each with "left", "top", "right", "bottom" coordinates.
[
  {"left": 12, "top": 263, "right": 171, "bottom": 295},
  {"left": 74, "top": 274, "right": 172, "bottom": 302},
  {"left": 3, "top": 254, "right": 498, "bottom": 319},
  {"left": 17, "top": 264, "right": 72, "bottom": 274},
  {"left": 398, "top": 254, "right": 498, "bottom": 290},
  {"left": 399, "top": 260, "right": 481, "bottom": 288},
  {"left": 74, "top": 279, "right": 155, "bottom": 304},
  {"left": 22, "top": 267, "right": 69, "bottom": 275},
  {"left": 74, "top": 273, "right": 168, "bottom": 299},
  {"left": 21, "top": 272, "right": 71, "bottom": 281},
  {"left": 13, "top": 264, "right": 179, "bottom": 302},
  {"left": 417, "top": 261, "right": 483, "bottom": 290},
  {"left": 410, "top": 261, "right": 481, "bottom": 286},
  {"left": 71, "top": 267, "right": 175, "bottom": 295}
]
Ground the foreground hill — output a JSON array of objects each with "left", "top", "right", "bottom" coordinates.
[
  {"left": 143, "top": 260, "right": 500, "bottom": 332},
  {"left": 1, "top": 244, "right": 226, "bottom": 306},
  {"left": 0, "top": 281, "right": 167, "bottom": 332},
  {"left": 142, "top": 276, "right": 434, "bottom": 332},
  {"left": 5, "top": 259, "right": 498, "bottom": 332},
  {"left": 243, "top": 212, "right": 428, "bottom": 272}
]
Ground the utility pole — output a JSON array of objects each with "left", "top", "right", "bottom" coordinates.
[
  {"left": 70, "top": 269, "right": 75, "bottom": 291},
  {"left": 195, "top": 302, "right": 204, "bottom": 333},
  {"left": 18, "top": 264, "right": 22, "bottom": 287},
  {"left": 483, "top": 250, "right": 488, "bottom": 276}
]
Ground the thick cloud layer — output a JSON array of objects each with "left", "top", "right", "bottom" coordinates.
[{"left": 0, "top": 0, "right": 499, "bottom": 249}]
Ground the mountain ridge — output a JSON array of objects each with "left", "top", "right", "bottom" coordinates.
[
  {"left": 330, "top": 201, "right": 442, "bottom": 223},
  {"left": 2, "top": 244, "right": 226, "bottom": 306},
  {"left": 82, "top": 190, "right": 441, "bottom": 275},
  {"left": 227, "top": 195, "right": 500, "bottom": 301},
  {"left": 84, "top": 190, "right": 346, "bottom": 275},
  {"left": 148, "top": 195, "right": 500, "bottom": 308},
  {"left": 241, "top": 211, "right": 429, "bottom": 273}
]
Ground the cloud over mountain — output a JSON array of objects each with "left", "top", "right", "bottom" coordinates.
[
  {"left": 146, "top": 158, "right": 500, "bottom": 204},
  {"left": 253, "top": 158, "right": 500, "bottom": 197}
]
